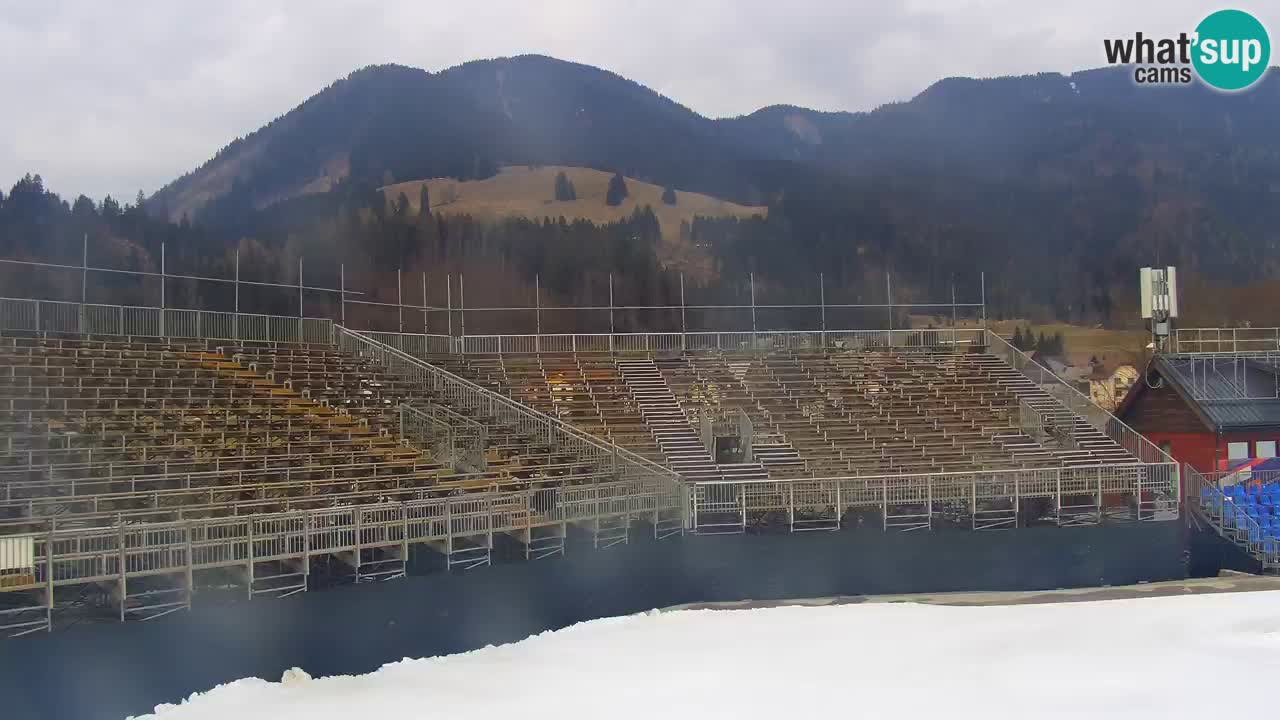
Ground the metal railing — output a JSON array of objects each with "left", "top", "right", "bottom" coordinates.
[
  {"left": 0, "top": 475, "right": 678, "bottom": 596},
  {"left": 0, "top": 457, "right": 448, "bottom": 503},
  {"left": 1206, "top": 468, "right": 1280, "bottom": 488},
  {"left": 1018, "top": 398, "right": 1077, "bottom": 449},
  {"left": 1159, "top": 353, "right": 1280, "bottom": 401},
  {"left": 1188, "top": 464, "right": 1279, "bottom": 567},
  {"left": 0, "top": 463, "right": 615, "bottom": 528},
  {"left": 0, "top": 460, "right": 1181, "bottom": 602},
  {"left": 362, "top": 331, "right": 453, "bottom": 356},
  {"left": 1, "top": 295, "right": 991, "bottom": 356},
  {"left": 685, "top": 461, "right": 1179, "bottom": 532},
  {"left": 698, "top": 408, "right": 755, "bottom": 464},
  {"left": 0, "top": 297, "right": 332, "bottom": 344},
  {"left": 1175, "top": 327, "right": 1280, "bottom": 354},
  {"left": 457, "top": 328, "right": 987, "bottom": 355},
  {"left": 399, "top": 403, "right": 487, "bottom": 472},
  {"left": 738, "top": 409, "right": 754, "bottom": 463},
  {"left": 985, "top": 330, "right": 1175, "bottom": 469}
]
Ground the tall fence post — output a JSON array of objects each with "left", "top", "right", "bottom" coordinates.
[
  {"left": 886, "top": 272, "right": 893, "bottom": 341},
  {"left": 297, "top": 257, "right": 305, "bottom": 341},
  {"left": 951, "top": 281, "right": 957, "bottom": 348},
  {"left": 446, "top": 273, "right": 453, "bottom": 347},
  {"left": 680, "top": 272, "right": 687, "bottom": 352},
  {"left": 819, "top": 272, "right": 826, "bottom": 348},
  {"left": 79, "top": 233, "right": 88, "bottom": 334},
  {"left": 980, "top": 271, "right": 987, "bottom": 333},
  {"left": 535, "top": 273, "right": 541, "bottom": 354},
  {"left": 459, "top": 272, "right": 466, "bottom": 350},
  {"left": 159, "top": 241, "right": 166, "bottom": 337},
  {"left": 234, "top": 249, "right": 240, "bottom": 340},
  {"left": 339, "top": 263, "right": 345, "bottom": 329},
  {"left": 750, "top": 272, "right": 757, "bottom": 348},
  {"left": 397, "top": 267, "right": 404, "bottom": 334},
  {"left": 45, "top": 517, "right": 55, "bottom": 622},
  {"left": 422, "top": 272, "right": 428, "bottom": 336},
  {"left": 608, "top": 273, "right": 615, "bottom": 354}
]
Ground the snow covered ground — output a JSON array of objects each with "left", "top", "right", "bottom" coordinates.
[{"left": 137, "top": 591, "right": 1280, "bottom": 719}]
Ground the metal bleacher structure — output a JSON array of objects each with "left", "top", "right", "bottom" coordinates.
[
  {"left": 1174, "top": 326, "right": 1280, "bottom": 571},
  {"left": 0, "top": 254, "right": 1179, "bottom": 637}
]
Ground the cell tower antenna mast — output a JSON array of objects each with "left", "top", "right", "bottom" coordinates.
[{"left": 1140, "top": 266, "right": 1179, "bottom": 353}]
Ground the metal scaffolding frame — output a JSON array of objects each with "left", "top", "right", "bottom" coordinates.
[
  {"left": 0, "top": 249, "right": 1189, "bottom": 634},
  {"left": 0, "top": 248, "right": 988, "bottom": 349},
  {"left": 1159, "top": 352, "right": 1280, "bottom": 401},
  {"left": 1176, "top": 327, "right": 1280, "bottom": 354}
]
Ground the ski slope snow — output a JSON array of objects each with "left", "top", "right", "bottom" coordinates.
[{"left": 135, "top": 591, "right": 1280, "bottom": 719}]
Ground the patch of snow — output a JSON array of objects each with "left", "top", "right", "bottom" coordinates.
[
  {"left": 279, "top": 668, "right": 311, "bottom": 687},
  {"left": 135, "top": 592, "right": 1280, "bottom": 719},
  {"left": 1070, "top": 80, "right": 1079, "bottom": 94}
]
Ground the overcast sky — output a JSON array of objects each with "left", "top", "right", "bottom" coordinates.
[{"left": 0, "top": 0, "right": 1222, "bottom": 201}]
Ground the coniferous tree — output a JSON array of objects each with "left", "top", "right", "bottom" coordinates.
[
  {"left": 418, "top": 184, "right": 430, "bottom": 216},
  {"left": 101, "top": 195, "right": 121, "bottom": 219},
  {"left": 605, "top": 172, "right": 629, "bottom": 206},
  {"left": 554, "top": 171, "right": 577, "bottom": 201},
  {"left": 1012, "top": 327, "right": 1025, "bottom": 350},
  {"left": 661, "top": 185, "right": 676, "bottom": 205}
]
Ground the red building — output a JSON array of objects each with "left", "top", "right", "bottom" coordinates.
[{"left": 1116, "top": 354, "right": 1280, "bottom": 473}]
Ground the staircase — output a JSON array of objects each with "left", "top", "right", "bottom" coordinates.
[
  {"left": 752, "top": 441, "right": 806, "bottom": 474},
  {"left": 618, "top": 357, "right": 767, "bottom": 483}
]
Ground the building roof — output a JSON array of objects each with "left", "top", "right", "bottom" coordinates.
[{"left": 1117, "top": 354, "right": 1280, "bottom": 433}]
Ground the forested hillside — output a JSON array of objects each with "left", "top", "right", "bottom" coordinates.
[{"left": 5, "top": 55, "right": 1280, "bottom": 329}]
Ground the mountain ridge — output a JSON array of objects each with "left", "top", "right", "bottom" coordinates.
[
  {"left": 154, "top": 54, "right": 1280, "bottom": 223},
  {"left": 130, "top": 54, "right": 1280, "bottom": 325}
]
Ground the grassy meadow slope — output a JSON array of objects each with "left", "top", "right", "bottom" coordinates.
[{"left": 381, "top": 165, "right": 766, "bottom": 240}]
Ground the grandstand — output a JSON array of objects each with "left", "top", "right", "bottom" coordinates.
[
  {"left": 431, "top": 347, "right": 1141, "bottom": 478},
  {"left": 0, "top": 268, "right": 1179, "bottom": 638}
]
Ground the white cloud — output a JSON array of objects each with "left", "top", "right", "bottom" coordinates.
[{"left": 0, "top": 0, "right": 1218, "bottom": 201}]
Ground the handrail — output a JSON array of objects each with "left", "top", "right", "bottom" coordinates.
[
  {"left": 455, "top": 328, "right": 987, "bottom": 354},
  {"left": 1, "top": 457, "right": 445, "bottom": 500},
  {"left": 418, "top": 401, "right": 488, "bottom": 438},
  {"left": 1175, "top": 327, "right": 1280, "bottom": 354},
  {"left": 683, "top": 461, "right": 1179, "bottom": 530},
  {"left": 399, "top": 402, "right": 487, "bottom": 473},
  {"left": 0, "top": 462, "right": 616, "bottom": 524},
  {"left": 1187, "top": 463, "right": 1279, "bottom": 566},
  {"left": 984, "top": 329, "right": 1175, "bottom": 468},
  {"left": 0, "top": 296, "right": 332, "bottom": 343},
  {"left": 686, "top": 461, "right": 1172, "bottom": 486},
  {"left": 335, "top": 326, "right": 683, "bottom": 492}
]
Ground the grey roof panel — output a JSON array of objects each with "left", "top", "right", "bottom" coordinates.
[{"left": 1157, "top": 354, "right": 1280, "bottom": 432}]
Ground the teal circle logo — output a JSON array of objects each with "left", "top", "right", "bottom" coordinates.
[{"left": 1192, "top": 9, "right": 1271, "bottom": 91}]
